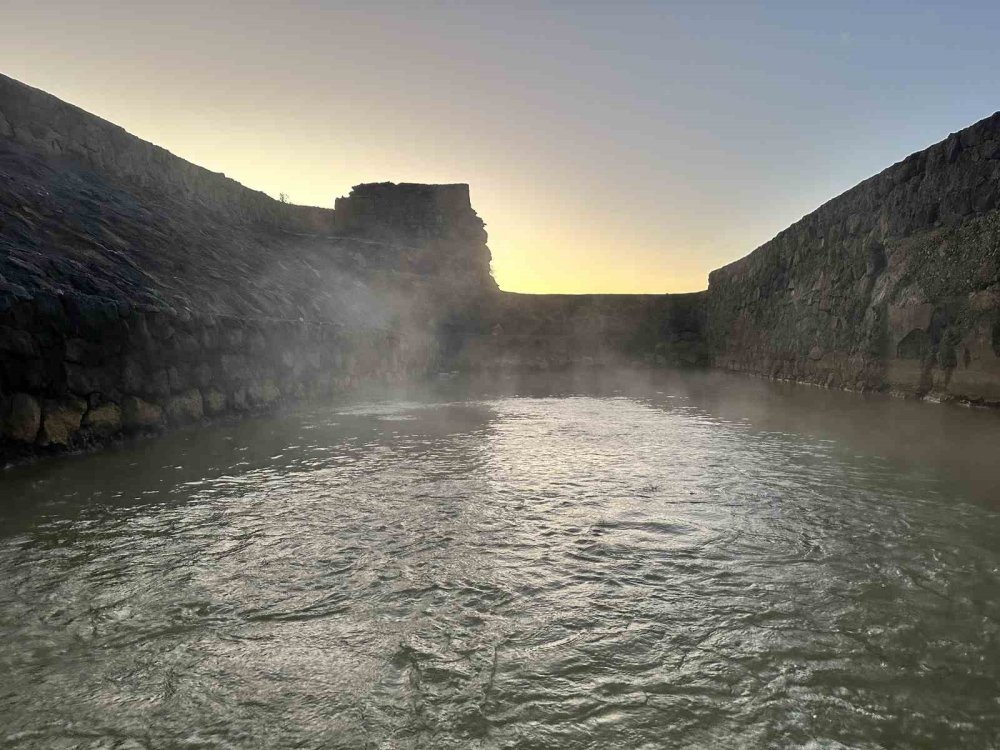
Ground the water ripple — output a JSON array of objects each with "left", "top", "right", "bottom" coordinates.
[{"left": 1, "top": 371, "right": 1000, "bottom": 748}]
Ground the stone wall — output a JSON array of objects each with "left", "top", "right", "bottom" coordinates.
[
  {"left": 0, "top": 73, "right": 336, "bottom": 234},
  {"left": 0, "top": 75, "right": 496, "bottom": 462},
  {"left": 449, "top": 292, "right": 707, "bottom": 370},
  {"left": 706, "top": 111, "right": 1000, "bottom": 405},
  {"left": 0, "top": 292, "right": 432, "bottom": 461},
  {"left": 336, "top": 182, "right": 473, "bottom": 234}
]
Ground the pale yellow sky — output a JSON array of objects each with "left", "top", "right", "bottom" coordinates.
[{"left": 5, "top": 1, "right": 997, "bottom": 293}]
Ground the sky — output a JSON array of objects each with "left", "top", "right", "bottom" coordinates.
[{"left": 4, "top": 1, "right": 1000, "bottom": 293}]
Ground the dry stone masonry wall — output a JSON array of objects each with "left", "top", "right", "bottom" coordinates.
[
  {"left": 0, "top": 75, "right": 494, "bottom": 462},
  {"left": 0, "top": 74, "right": 336, "bottom": 234},
  {"left": 454, "top": 292, "right": 707, "bottom": 371},
  {"left": 0, "top": 291, "right": 428, "bottom": 460},
  {"left": 706, "top": 111, "right": 1000, "bottom": 405}
]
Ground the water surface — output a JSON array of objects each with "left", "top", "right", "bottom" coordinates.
[{"left": 2, "top": 370, "right": 1000, "bottom": 749}]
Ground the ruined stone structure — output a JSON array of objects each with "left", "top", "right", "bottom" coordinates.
[{"left": 1, "top": 73, "right": 998, "bottom": 462}]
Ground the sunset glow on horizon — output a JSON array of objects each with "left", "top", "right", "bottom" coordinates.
[{"left": 6, "top": 0, "right": 1000, "bottom": 293}]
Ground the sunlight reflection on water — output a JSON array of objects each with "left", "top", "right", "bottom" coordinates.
[{"left": 1, "top": 370, "right": 999, "bottom": 749}]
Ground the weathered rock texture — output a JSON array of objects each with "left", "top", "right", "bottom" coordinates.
[
  {"left": 706, "top": 112, "right": 1000, "bottom": 405},
  {"left": 0, "top": 74, "right": 496, "bottom": 461}
]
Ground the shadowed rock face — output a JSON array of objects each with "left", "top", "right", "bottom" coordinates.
[
  {"left": 0, "top": 74, "right": 498, "bottom": 461},
  {"left": 705, "top": 111, "right": 1000, "bottom": 404},
  {"left": 0, "top": 73, "right": 497, "bottom": 320}
]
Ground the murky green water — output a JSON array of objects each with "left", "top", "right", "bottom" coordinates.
[{"left": 2, "top": 370, "right": 1000, "bottom": 749}]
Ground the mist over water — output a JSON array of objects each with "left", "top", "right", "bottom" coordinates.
[{"left": 2, "top": 370, "right": 999, "bottom": 749}]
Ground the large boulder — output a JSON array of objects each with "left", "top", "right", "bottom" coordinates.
[
  {"left": 0, "top": 326, "right": 39, "bottom": 358},
  {"left": 2, "top": 393, "right": 41, "bottom": 443},
  {"left": 122, "top": 396, "right": 164, "bottom": 431},
  {"left": 165, "top": 389, "right": 204, "bottom": 424},
  {"left": 247, "top": 380, "right": 281, "bottom": 407},
  {"left": 203, "top": 389, "right": 227, "bottom": 416},
  {"left": 39, "top": 398, "right": 88, "bottom": 446},
  {"left": 82, "top": 403, "right": 123, "bottom": 436},
  {"left": 229, "top": 387, "right": 248, "bottom": 411}
]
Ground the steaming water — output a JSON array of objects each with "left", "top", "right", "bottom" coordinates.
[{"left": 2, "top": 370, "right": 1000, "bottom": 749}]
